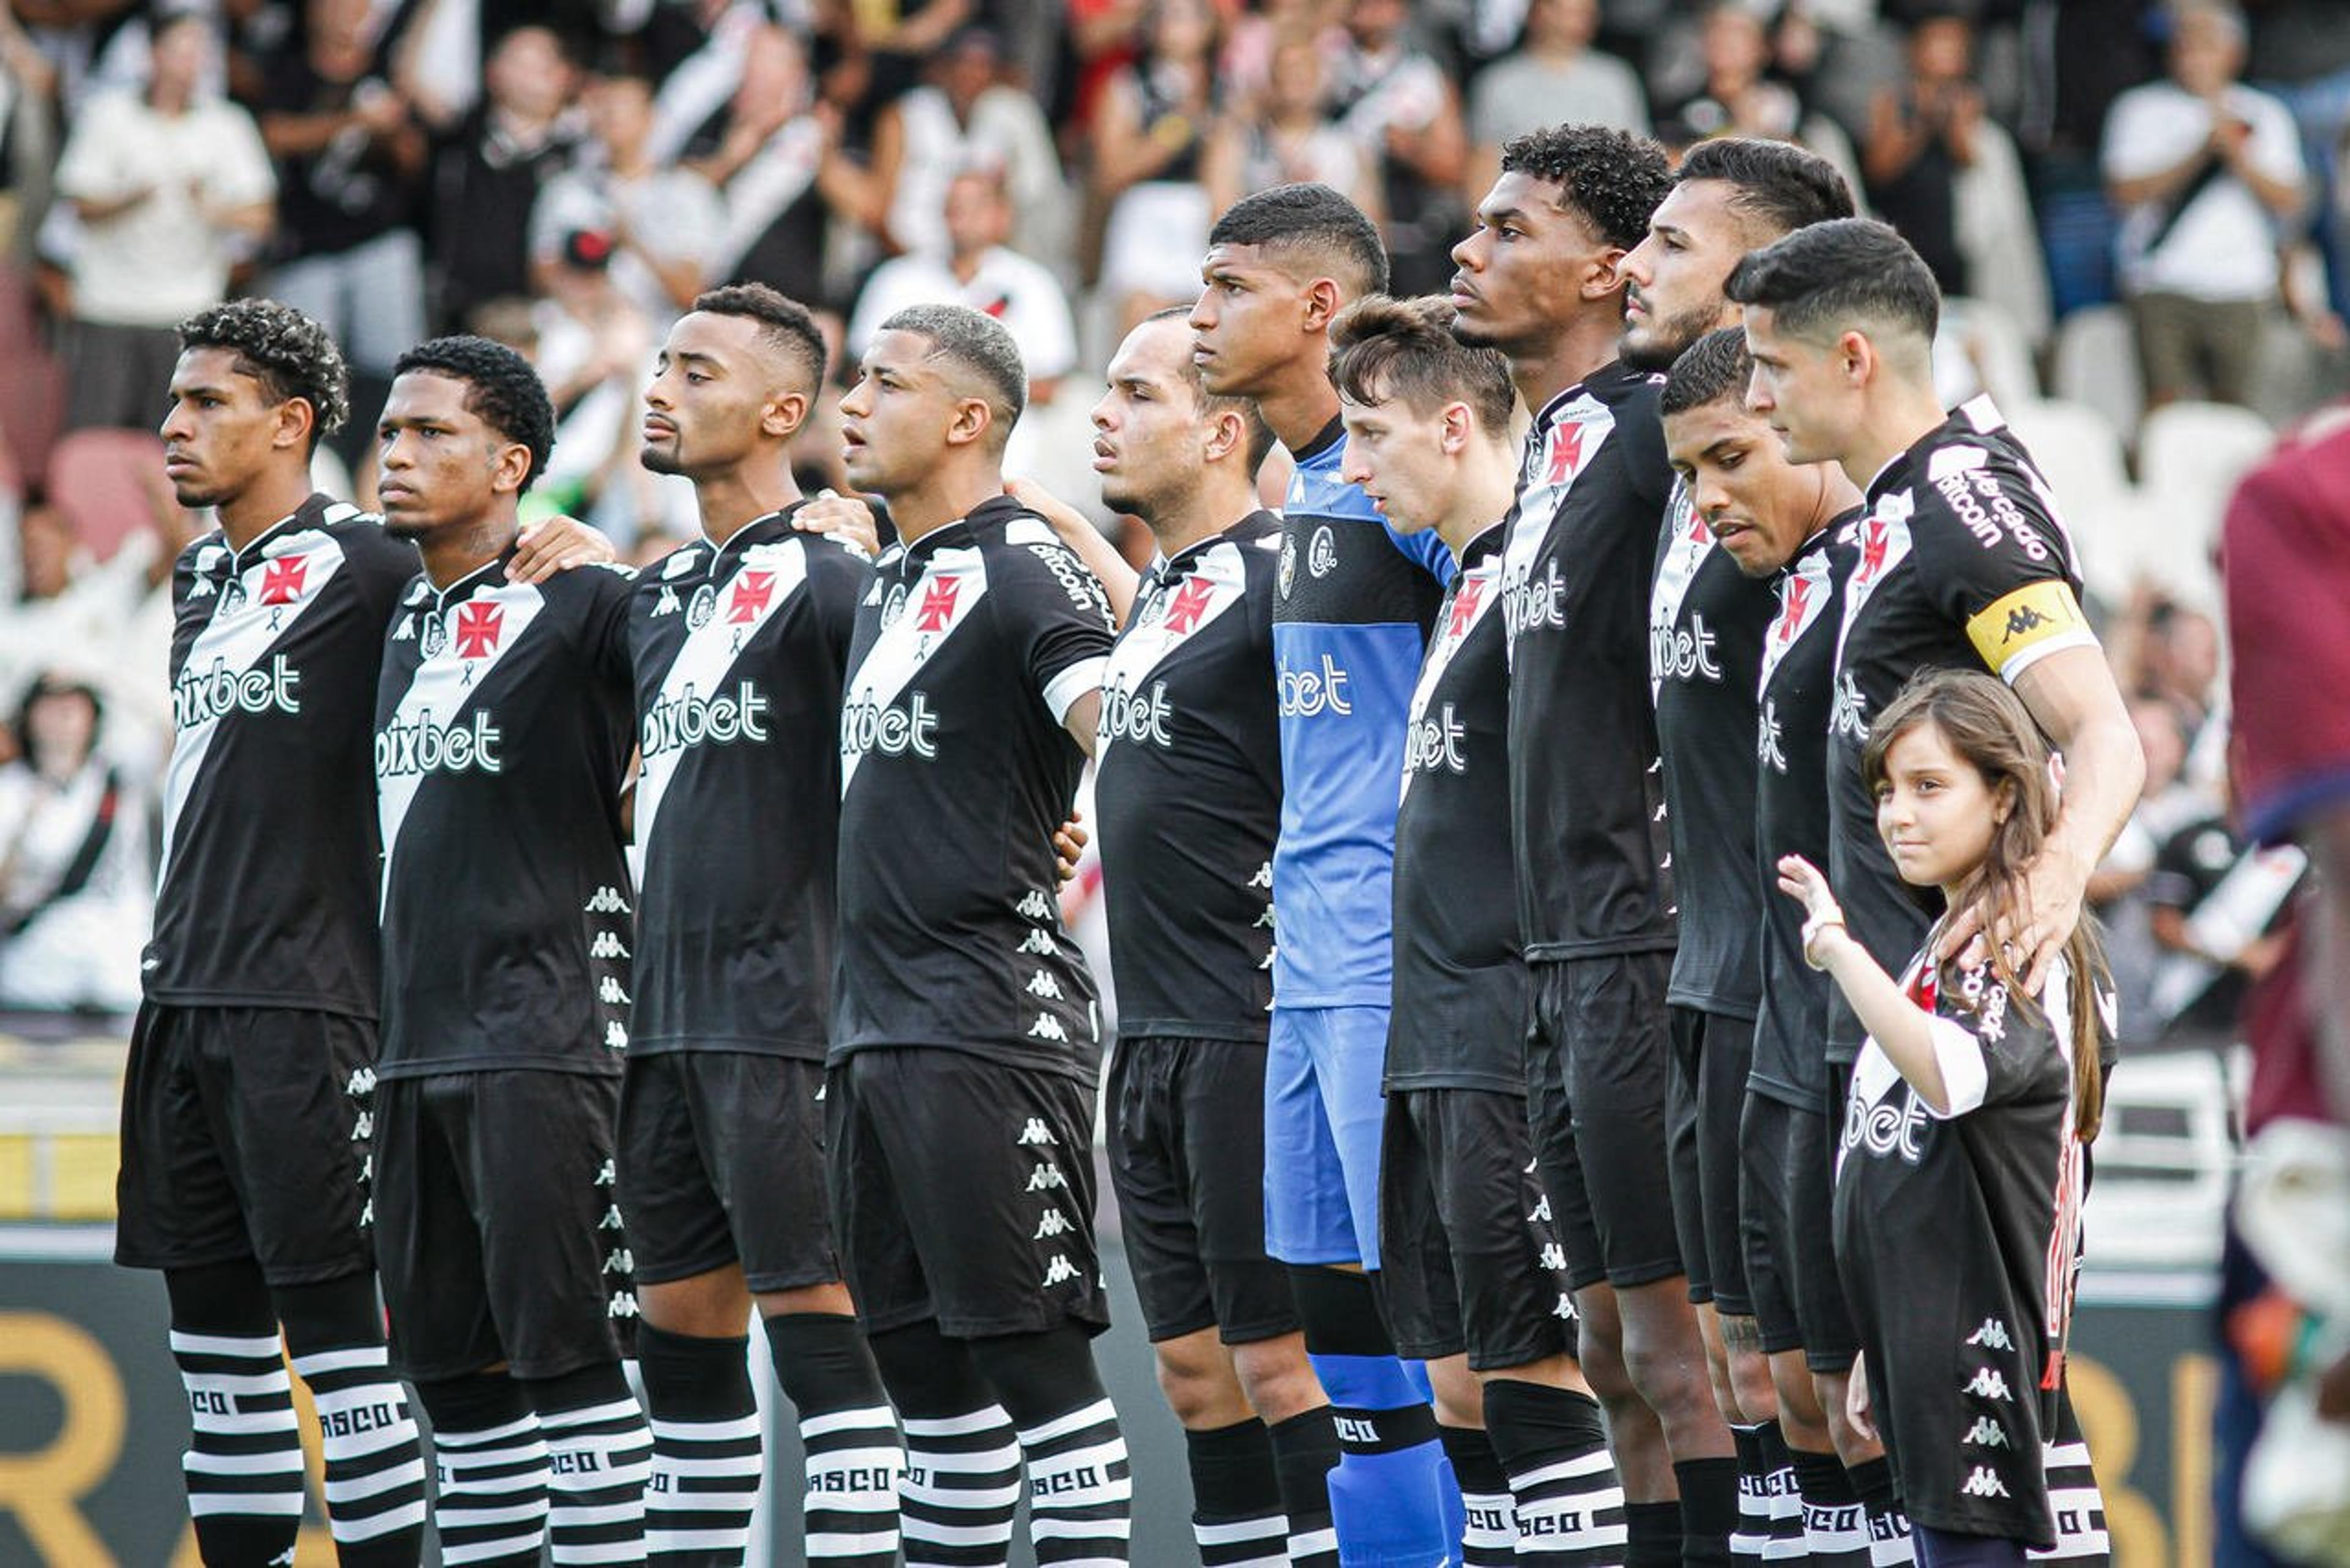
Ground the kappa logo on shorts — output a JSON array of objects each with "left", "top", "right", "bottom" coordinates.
[
  {"left": 1965, "top": 1318, "right": 2015, "bottom": 1351},
  {"left": 598, "top": 976, "right": 630, "bottom": 1006},
  {"left": 608, "top": 1291, "right": 639, "bottom": 1318},
  {"left": 1026, "top": 1163, "right": 1067, "bottom": 1192},
  {"left": 1551, "top": 1292, "right": 1575, "bottom": 1321},
  {"left": 595, "top": 1159, "right": 616, "bottom": 1187},
  {"left": 603, "top": 1248, "right": 633, "bottom": 1274},
  {"left": 1040, "top": 1254, "right": 1080, "bottom": 1287},
  {"left": 359, "top": 1197, "right": 373, "bottom": 1226},
  {"left": 1964, "top": 1417, "right": 2010, "bottom": 1449},
  {"left": 345, "top": 1066, "right": 376, "bottom": 1096},
  {"left": 585, "top": 885, "right": 632, "bottom": 914},
  {"left": 599, "top": 1204, "right": 625, "bottom": 1231},
  {"left": 1248, "top": 861, "right": 1273, "bottom": 890},
  {"left": 605, "top": 1021, "right": 629, "bottom": 1050},
  {"left": 1028, "top": 1014, "right": 1069, "bottom": 1042},
  {"left": 1539, "top": 1242, "right": 1567, "bottom": 1272},
  {"left": 1034, "top": 1209, "right": 1073, "bottom": 1239},
  {"left": 1963, "top": 1367, "right": 2012, "bottom": 1401},
  {"left": 1528, "top": 1193, "right": 1552, "bottom": 1223},
  {"left": 1016, "top": 889, "right": 1054, "bottom": 921},
  {"left": 1017, "top": 1118, "right": 1058, "bottom": 1147},
  {"left": 350, "top": 1111, "right": 373, "bottom": 1141},
  {"left": 591, "top": 931, "right": 629, "bottom": 960},
  {"left": 1959, "top": 1466, "right": 2010, "bottom": 1500},
  {"left": 1018, "top": 929, "right": 1054, "bottom": 957},
  {"left": 1026, "top": 971, "right": 1064, "bottom": 1001}
]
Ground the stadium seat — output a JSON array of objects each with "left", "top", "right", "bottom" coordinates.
[
  {"left": 0, "top": 263, "right": 66, "bottom": 487},
  {"left": 2051, "top": 304, "right": 2144, "bottom": 446},
  {"left": 2132, "top": 400, "right": 2276, "bottom": 600},
  {"left": 2001, "top": 398, "right": 2135, "bottom": 605},
  {"left": 1938, "top": 295, "right": 2042, "bottom": 411},
  {"left": 46, "top": 428, "right": 166, "bottom": 562}
]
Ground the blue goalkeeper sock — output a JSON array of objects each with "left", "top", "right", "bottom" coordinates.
[{"left": 1292, "top": 1267, "right": 1463, "bottom": 1566}]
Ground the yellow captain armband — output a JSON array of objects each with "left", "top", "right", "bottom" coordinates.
[{"left": 1965, "top": 580, "right": 2094, "bottom": 679}]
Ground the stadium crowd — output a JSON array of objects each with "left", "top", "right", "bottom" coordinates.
[{"left": 0, "top": 0, "right": 2348, "bottom": 1565}]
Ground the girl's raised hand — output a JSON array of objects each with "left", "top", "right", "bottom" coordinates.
[{"left": 1776, "top": 854, "right": 1848, "bottom": 970}]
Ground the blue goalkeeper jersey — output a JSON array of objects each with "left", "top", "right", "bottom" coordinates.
[{"left": 1269, "top": 417, "right": 1453, "bottom": 1008}]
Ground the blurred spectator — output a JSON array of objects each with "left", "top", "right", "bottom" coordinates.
[
  {"left": 255, "top": 0, "right": 430, "bottom": 408},
  {"left": 2146, "top": 790, "right": 2300, "bottom": 1043},
  {"left": 668, "top": 24, "right": 846, "bottom": 307},
  {"left": 1865, "top": 9, "right": 1984, "bottom": 296},
  {"left": 2092, "top": 693, "right": 2203, "bottom": 1047},
  {"left": 419, "top": 24, "right": 586, "bottom": 332},
  {"left": 1652, "top": 3, "right": 1862, "bottom": 200},
  {"left": 851, "top": 26, "right": 1066, "bottom": 267},
  {"left": 1089, "top": 0, "right": 1222, "bottom": 332},
  {"left": 2246, "top": 0, "right": 2350, "bottom": 323},
  {"left": 0, "top": 671, "right": 147, "bottom": 1016},
  {"left": 848, "top": 165, "right": 1076, "bottom": 402},
  {"left": 2104, "top": 1, "right": 2306, "bottom": 409},
  {"left": 1327, "top": 0, "right": 1468, "bottom": 294},
  {"left": 1468, "top": 0, "right": 1646, "bottom": 200},
  {"left": 1203, "top": 33, "right": 1375, "bottom": 221},
  {"left": 530, "top": 63, "right": 723, "bottom": 324},
  {"left": 49, "top": 12, "right": 272, "bottom": 431},
  {"left": 0, "top": 4, "right": 60, "bottom": 258}
]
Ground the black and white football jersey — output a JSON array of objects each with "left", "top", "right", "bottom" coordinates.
[
  {"left": 1502, "top": 363, "right": 1680, "bottom": 961},
  {"left": 1826, "top": 397, "right": 2096, "bottom": 1057},
  {"left": 1388, "top": 526, "right": 1520, "bottom": 1092},
  {"left": 629, "top": 509, "right": 871, "bottom": 1058},
  {"left": 1093, "top": 510, "right": 1281, "bottom": 1043},
  {"left": 149, "top": 493, "right": 417, "bottom": 1016},
  {"left": 374, "top": 550, "right": 637, "bottom": 1077},
  {"left": 1651, "top": 506, "right": 1779, "bottom": 1020},
  {"left": 831, "top": 496, "right": 1116, "bottom": 1080}
]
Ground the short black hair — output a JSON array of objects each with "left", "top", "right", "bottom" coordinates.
[
  {"left": 1659, "top": 326, "right": 1754, "bottom": 418},
  {"left": 176, "top": 299, "right": 351, "bottom": 449},
  {"left": 391, "top": 335, "right": 558, "bottom": 489},
  {"left": 1329, "top": 294, "right": 1516, "bottom": 434},
  {"left": 692, "top": 283, "right": 827, "bottom": 392},
  {"left": 1142, "top": 305, "right": 1277, "bottom": 470},
  {"left": 878, "top": 302, "right": 1027, "bottom": 452},
  {"left": 1673, "top": 136, "right": 1856, "bottom": 243},
  {"left": 1498, "top": 124, "right": 1673, "bottom": 251},
  {"left": 1725, "top": 217, "right": 1941, "bottom": 348},
  {"left": 1207, "top": 182, "right": 1390, "bottom": 298}
]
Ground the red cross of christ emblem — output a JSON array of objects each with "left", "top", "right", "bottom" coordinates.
[
  {"left": 260, "top": 555, "right": 308, "bottom": 605},
  {"left": 455, "top": 601, "right": 504, "bottom": 659},
  {"left": 1446, "top": 576, "right": 1487, "bottom": 638},
  {"left": 1774, "top": 575, "right": 1813, "bottom": 644},
  {"left": 1857, "top": 518, "right": 1891, "bottom": 585},
  {"left": 1163, "top": 577, "right": 1215, "bottom": 634},
  {"left": 728, "top": 570, "right": 774, "bottom": 624},
  {"left": 1545, "top": 422, "right": 1588, "bottom": 485},
  {"left": 916, "top": 576, "right": 961, "bottom": 632}
]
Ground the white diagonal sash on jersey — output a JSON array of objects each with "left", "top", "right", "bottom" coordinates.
[
  {"left": 1758, "top": 546, "right": 1836, "bottom": 694},
  {"left": 1647, "top": 481, "right": 1710, "bottom": 703},
  {"left": 159, "top": 529, "right": 353, "bottom": 889},
  {"left": 1400, "top": 558, "right": 1501, "bottom": 802},
  {"left": 839, "top": 543, "right": 988, "bottom": 794},
  {"left": 1502, "top": 394, "right": 1613, "bottom": 662},
  {"left": 1097, "top": 540, "right": 1248, "bottom": 756},
  {"left": 377, "top": 582, "right": 547, "bottom": 908},
  {"left": 633, "top": 539, "right": 811, "bottom": 861}
]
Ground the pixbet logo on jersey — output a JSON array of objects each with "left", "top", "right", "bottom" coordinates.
[
  {"left": 1651, "top": 611, "right": 1724, "bottom": 684},
  {"left": 641, "top": 678, "right": 771, "bottom": 758},
  {"left": 1098, "top": 677, "right": 1174, "bottom": 747},
  {"left": 1277, "top": 653, "right": 1352, "bottom": 717},
  {"left": 840, "top": 692, "right": 940, "bottom": 760},
  {"left": 1404, "top": 702, "right": 1468, "bottom": 774},
  {"left": 1504, "top": 561, "right": 1568, "bottom": 638},
  {"left": 173, "top": 654, "right": 302, "bottom": 729},
  {"left": 375, "top": 709, "right": 504, "bottom": 777}
]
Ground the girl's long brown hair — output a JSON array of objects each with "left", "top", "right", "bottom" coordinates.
[{"left": 1860, "top": 669, "right": 2108, "bottom": 1141}]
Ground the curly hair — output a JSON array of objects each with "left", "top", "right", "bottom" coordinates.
[
  {"left": 1329, "top": 294, "right": 1515, "bottom": 433},
  {"left": 1498, "top": 125, "right": 1673, "bottom": 252},
  {"left": 1207, "top": 182, "right": 1390, "bottom": 298},
  {"left": 692, "top": 283, "right": 828, "bottom": 394},
  {"left": 176, "top": 299, "right": 351, "bottom": 447},
  {"left": 392, "top": 335, "right": 558, "bottom": 489}
]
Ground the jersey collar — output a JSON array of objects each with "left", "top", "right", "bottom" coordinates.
[
  {"left": 425, "top": 543, "right": 520, "bottom": 611},
  {"left": 705, "top": 505, "right": 800, "bottom": 563},
  {"left": 223, "top": 491, "right": 337, "bottom": 569},
  {"left": 1294, "top": 416, "right": 1346, "bottom": 466}
]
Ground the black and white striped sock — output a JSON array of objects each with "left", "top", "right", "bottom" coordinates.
[
  {"left": 1846, "top": 1455, "right": 1914, "bottom": 1568},
  {"left": 424, "top": 1391, "right": 551, "bottom": 1568},
  {"left": 1440, "top": 1424, "right": 1521, "bottom": 1568},
  {"left": 1788, "top": 1446, "right": 1868, "bottom": 1568},
  {"left": 289, "top": 1343, "right": 428, "bottom": 1560},
  {"left": 900, "top": 1405, "right": 1024, "bottom": 1566},
  {"left": 1750, "top": 1421, "right": 1805, "bottom": 1563},
  {"left": 1183, "top": 1418, "right": 1288, "bottom": 1568},
  {"left": 769, "top": 1311, "right": 904, "bottom": 1567},
  {"left": 533, "top": 1374, "right": 654, "bottom": 1566},
  {"left": 636, "top": 1324, "right": 761, "bottom": 1566},
  {"left": 2027, "top": 1413, "right": 2109, "bottom": 1565},
  {"left": 1729, "top": 1425, "right": 1769, "bottom": 1562},
  {"left": 170, "top": 1327, "right": 305, "bottom": 1562},
  {"left": 1482, "top": 1380, "right": 1628, "bottom": 1566},
  {"left": 1266, "top": 1406, "right": 1343, "bottom": 1567},
  {"left": 1016, "top": 1395, "right": 1132, "bottom": 1566}
]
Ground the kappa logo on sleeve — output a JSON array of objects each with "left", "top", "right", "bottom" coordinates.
[{"left": 1965, "top": 580, "right": 2092, "bottom": 678}]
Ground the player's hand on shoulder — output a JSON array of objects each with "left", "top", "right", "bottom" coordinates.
[
  {"left": 1053, "top": 810, "right": 1088, "bottom": 886},
  {"left": 508, "top": 516, "right": 619, "bottom": 583},
  {"left": 796, "top": 489, "right": 881, "bottom": 557}
]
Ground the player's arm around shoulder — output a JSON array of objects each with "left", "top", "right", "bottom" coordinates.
[{"left": 992, "top": 517, "right": 1115, "bottom": 756}]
